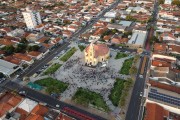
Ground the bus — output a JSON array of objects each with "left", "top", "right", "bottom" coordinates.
[{"left": 140, "top": 56, "right": 147, "bottom": 76}]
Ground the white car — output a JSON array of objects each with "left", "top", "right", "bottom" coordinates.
[
  {"left": 56, "top": 104, "right": 60, "bottom": 107},
  {"left": 140, "top": 92, "right": 143, "bottom": 97}
]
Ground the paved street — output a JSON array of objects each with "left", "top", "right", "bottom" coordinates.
[
  {"left": 1, "top": 80, "right": 106, "bottom": 120},
  {"left": 125, "top": 56, "right": 149, "bottom": 120}
]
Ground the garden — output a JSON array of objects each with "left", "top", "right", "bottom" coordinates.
[
  {"left": 120, "top": 58, "right": 134, "bottom": 75},
  {"left": 34, "top": 77, "right": 68, "bottom": 94},
  {"left": 115, "top": 52, "right": 128, "bottom": 59},
  {"left": 109, "top": 78, "right": 126, "bottom": 106},
  {"left": 109, "top": 78, "right": 133, "bottom": 107},
  {"left": 44, "top": 63, "right": 62, "bottom": 75},
  {"left": 60, "top": 47, "right": 77, "bottom": 62},
  {"left": 72, "top": 88, "right": 109, "bottom": 112}
]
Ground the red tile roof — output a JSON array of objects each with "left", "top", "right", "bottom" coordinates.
[
  {"left": 0, "top": 103, "right": 13, "bottom": 117},
  {"left": 15, "top": 108, "right": 29, "bottom": 120},
  {"left": 25, "top": 114, "right": 44, "bottom": 120},
  {"left": 28, "top": 51, "right": 41, "bottom": 57},
  {"left": 151, "top": 59, "right": 171, "bottom": 67},
  {"left": 144, "top": 102, "right": 169, "bottom": 120},
  {"left": 149, "top": 80, "right": 180, "bottom": 94},
  {"left": 13, "top": 53, "right": 32, "bottom": 62},
  {"left": 7, "top": 96, "right": 22, "bottom": 107},
  {"left": 4, "top": 56, "right": 21, "bottom": 65},
  {"left": 153, "top": 43, "right": 167, "bottom": 52},
  {"left": 0, "top": 39, "right": 16, "bottom": 46},
  {"left": 31, "top": 104, "right": 48, "bottom": 116}
]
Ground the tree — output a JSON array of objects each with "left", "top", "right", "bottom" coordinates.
[
  {"left": 172, "top": 0, "right": 180, "bottom": 6},
  {"left": 110, "top": 19, "right": 115, "bottom": 23},
  {"left": 126, "top": 15, "right": 137, "bottom": 22},
  {"left": 15, "top": 43, "right": 27, "bottom": 52},
  {"left": 158, "top": 0, "right": 165, "bottom": 4},
  {"left": 150, "top": 36, "right": 160, "bottom": 44},
  {"left": 129, "top": 66, "right": 138, "bottom": 75},
  {"left": 2, "top": 45, "right": 15, "bottom": 55},
  {"left": 20, "top": 38, "right": 28, "bottom": 44},
  {"left": 27, "top": 45, "right": 40, "bottom": 51},
  {"left": 0, "top": 72, "right": 4, "bottom": 78}
]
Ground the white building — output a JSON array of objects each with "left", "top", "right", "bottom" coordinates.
[
  {"left": 127, "top": 31, "right": 147, "bottom": 49},
  {"left": 164, "top": 0, "right": 172, "bottom": 4},
  {"left": 22, "top": 7, "right": 42, "bottom": 30},
  {"left": 0, "top": 59, "right": 21, "bottom": 77}
]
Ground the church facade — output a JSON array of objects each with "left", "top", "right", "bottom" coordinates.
[{"left": 84, "top": 43, "right": 110, "bottom": 66}]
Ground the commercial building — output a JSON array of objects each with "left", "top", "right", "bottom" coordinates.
[
  {"left": 127, "top": 31, "right": 147, "bottom": 49},
  {"left": 0, "top": 59, "right": 21, "bottom": 78}
]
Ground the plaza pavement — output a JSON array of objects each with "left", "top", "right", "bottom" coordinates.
[{"left": 29, "top": 46, "right": 134, "bottom": 120}]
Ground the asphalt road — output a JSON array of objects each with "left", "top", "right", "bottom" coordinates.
[
  {"left": 125, "top": 56, "right": 149, "bottom": 120},
  {"left": 126, "top": 1, "right": 158, "bottom": 119},
  {"left": 2, "top": 81, "right": 106, "bottom": 120},
  {"left": 19, "top": 42, "right": 70, "bottom": 77}
]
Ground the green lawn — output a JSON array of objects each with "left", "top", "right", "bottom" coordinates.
[
  {"left": 60, "top": 47, "right": 77, "bottom": 62},
  {"left": 72, "top": 88, "right": 109, "bottom": 112},
  {"left": 120, "top": 58, "right": 134, "bottom": 75},
  {"left": 115, "top": 52, "right": 128, "bottom": 59},
  {"left": 44, "top": 63, "right": 62, "bottom": 75},
  {"left": 109, "top": 78, "right": 125, "bottom": 106},
  {"left": 78, "top": 45, "right": 86, "bottom": 52},
  {"left": 34, "top": 77, "right": 68, "bottom": 94}
]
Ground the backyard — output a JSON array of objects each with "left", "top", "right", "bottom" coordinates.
[
  {"left": 72, "top": 88, "right": 109, "bottom": 112},
  {"left": 115, "top": 52, "right": 128, "bottom": 59},
  {"left": 34, "top": 77, "right": 68, "bottom": 94},
  {"left": 60, "top": 47, "right": 77, "bottom": 62},
  {"left": 44, "top": 63, "right": 62, "bottom": 75},
  {"left": 120, "top": 58, "right": 134, "bottom": 75},
  {"left": 109, "top": 78, "right": 125, "bottom": 106}
]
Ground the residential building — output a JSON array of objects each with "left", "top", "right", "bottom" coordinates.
[{"left": 22, "top": 7, "right": 42, "bottom": 30}]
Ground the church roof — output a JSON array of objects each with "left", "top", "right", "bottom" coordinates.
[{"left": 85, "top": 43, "right": 109, "bottom": 58}]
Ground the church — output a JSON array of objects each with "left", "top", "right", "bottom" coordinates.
[{"left": 84, "top": 42, "right": 110, "bottom": 66}]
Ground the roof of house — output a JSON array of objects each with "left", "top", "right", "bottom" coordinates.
[
  {"left": 28, "top": 51, "right": 42, "bottom": 57},
  {"left": 149, "top": 80, "right": 180, "bottom": 94},
  {"left": 0, "top": 93, "right": 22, "bottom": 117},
  {"left": 0, "top": 102, "right": 13, "bottom": 117},
  {"left": 151, "top": 59, "right": 171, "bottom": 67},
  {"left": 7, "top": 96, "right": 22, "bottom": 107},
  {"left": 31, "top": 104, "right": 48, "bottom": 116},
  {"left": 169, "top": 45, "right": 180, "bottom": 53},
  {"left": 25, "top": 114, "right": 44, "bottom": 120},
  {"left": 144, "top": 102, "right": 169, "bottom": 120},
  {"left": 13, "top": 53, "right": 32, "bottom": 62},
  {"left": 15, "top": 108, "right": 29, "bottom": 120},
  {"left": 18, "top": 98, "right": 38, "bottom": 113},
  {"left": 0, "top": 59, "right": 20, "bottom": 76},
  {"left": 3, "top": 56, "right": 21, "bottom": 65},
  {"left": 153, "top": 43, "right": 167, "bottom": 52},
  {"left": 0, "top": 39, "right": 16, "bottom": 46}
]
